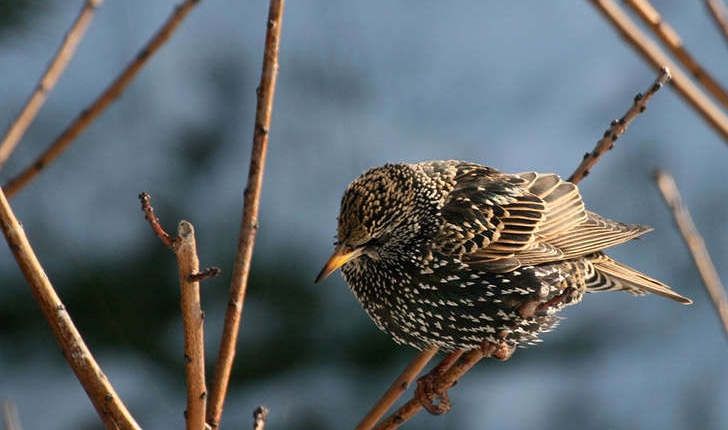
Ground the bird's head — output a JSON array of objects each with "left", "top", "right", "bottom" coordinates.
[{"left": 315, "top": 163, "right": 438, "bottom": 283}]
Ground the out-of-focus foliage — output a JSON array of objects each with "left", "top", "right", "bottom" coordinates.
[{"left": 0, "top": 0, "right": 41, "bottom": 37}]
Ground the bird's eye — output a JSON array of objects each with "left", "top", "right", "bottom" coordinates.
[{"left": 362, "top": 235, "right": 389, "bottom": 248}]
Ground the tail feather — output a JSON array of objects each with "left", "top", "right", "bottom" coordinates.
[{"left": 586, "top": 253, "right": 692, "bottom": 304}]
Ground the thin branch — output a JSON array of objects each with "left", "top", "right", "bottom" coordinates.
[
  {"left": 0, "top": 187, "right": 140, "bottom": 429},
  {"left": 206, "top": 0, "right": 285, "bottom": 427},
  {"left": 373, "top": 347, "right": 492, "bottom": 430},
  {"left": 174, "top": 221, "right": 207, "bottom": 430},
  {"left": 188, "top": 267, "right": 221, "bottom": 282},
  {"left": 356, "top": 346, "right": 439, "bottom": 430},
  {"left": 624, "top": 0, "right": 728, "bottom": 110},
  {"left": 3, "top": 0, "right": 200, "bottom": 198},
  {"left": 568, "top": 67, "right": 671, "bottom": 184},
  {"left": 2, "top": 399, "right": 23, "bottom": 430},
  {"left": 654, "top": 170, "right": 728, "bottom": 336},
  {"left": 411, "top": 349, "right": 467, "bottom": 415},
  {"left": 0, "top": 0, "right": 103, "bottom": 171},
  {"left": 252, "top": 406, "right": 269, "bottom": 430},
  {"left": 588, "top": 0, "right": 728, "bottom": 143},
  {"left": 138, "top": 194, "right": 209, "bottom": 429},
  {"left": 705, "top": 0, "right": 728, "bottom": 46},
  {"left": 139, "top": 192, "right": 172, "bottom": 247}
]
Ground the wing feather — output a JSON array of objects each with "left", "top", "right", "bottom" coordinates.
[
  {"left": 588, "top": 253, "right": 692, "bottom": 304},
  {"left": 437, "top": 167, "right": 658, "bottom": 272}
]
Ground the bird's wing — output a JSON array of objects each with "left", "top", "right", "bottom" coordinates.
[
  {"left": 436, "top": 166, "right": 546, "bottom": 272},
  {"left": 587, "top": 253, "right": 692, "bottom": 304},
  {"left": 437, "top": 168, "right": 650, "bottom": 272},
  {"left": 514, "top": 173, "right": 650, "bottom": 265}
]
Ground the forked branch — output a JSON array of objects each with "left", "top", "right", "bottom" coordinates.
[
  {"left": 373, "top": 347, "right": 493, "bottom": 430},
  {"left": 139, "top": 192, "right": 216, "bottom": 430}
]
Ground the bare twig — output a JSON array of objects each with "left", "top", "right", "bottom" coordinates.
[
  {"left": 568, "top": 67, "right": 671, "bottom": 184},
  {"left": 0, "top": 188, "right": 140, "bottom": 429},
  {"left": 138, "top": 193, "right": 209, "bottom": 429},
  {"left": 206, "top": 0, "right": 285, "bottom": 427},
  {"left": 705, "top": 0, "right": 728, "bottom": 46},
  {"left": 252, "top": 406, "right": 269, "bottom": 430},
  {"left": 624, "top": 0, "right": 728, "bottom": 110},
  {"left": 174, "top": 221, "right": 208, "bottom": 430},
  {"left": 139, "top": 192, "right": 172, "bottom": 247},
  {"left": 654, "top": 170, "right": 728, "bottom": 336},
  {"left": 588, "top": 0, "right": 728, "bottom": 142},
  {"left": 3, "top": 0, "right": 200, "bottom": 198},
  {"left": 0, "top": 0, "right": 103, "bottom": 170},
  {"left": 356, "top": 347, "right": 439, "bottom": 430},
  {"left": 2, "top": 399, "right": 23, "bottom": 430},
  {"left": 188, "top": 267, "right": 222, "bottom": 282}
]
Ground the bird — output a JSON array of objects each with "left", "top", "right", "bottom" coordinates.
[{"left": 315, "top": 160, "right": 691, "bottom": 354}]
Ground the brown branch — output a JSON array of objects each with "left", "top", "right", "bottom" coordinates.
[
  {"left": 188, "top": 267, "right": 221, "bottom": 282},
  {"left": 654, "top": 170, "right": 728, "bottom": 336},
  {"left": 588, "top": 0, "right": 728, "bottom": 143},
  {"left": 568, "top": 67, "right": 671, "bottom": 184},
  {"left": 3, "top": 0, "right": 200, "bottom": 198},
  {"left": 373, "top": 347, "right": 493, "bottom": 430},
  {"left": 252, "top": 406, "right": 269, "bottom": 430},
  {"left": 206, "top": 0, "right": 285, "bottom": 427},
  {"left": 138, "top": 193, "right": 209, "bottom": 429},
  {"left": 1, "top": 400, "right": 22, "bottom": 430},
  {"left": 356, "top": 346, "right": 439, "bottom": 430},
  {"left": 174, "top": 221, "right": 207, "bottom": 430},
  {"left": 624, "top": 0, "right": 728, "bottom": 110},
  {"left": 0, "top": 0, "right": 103, "bottom": 171},
  {"left": 0, "top": 187, "right": 140, "bottom": 429},
  {"left": 705, "top": 0, "right": 728, "bottom": 46},
  {"left": 139, "top": 192, "right": 172, "bottom": 247}
]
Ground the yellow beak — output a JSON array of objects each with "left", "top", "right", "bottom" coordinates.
[{"left": 315, "top": 245, "right": 363, "bottom": 283}]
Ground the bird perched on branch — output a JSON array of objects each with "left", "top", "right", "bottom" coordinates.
[{"left": 316, "top": 160, "right": 691, "bottom": 354}]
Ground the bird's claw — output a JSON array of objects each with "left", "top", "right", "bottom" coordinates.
[
  {"left": 415, "top": 373, "right": 452, "bottom": 415},
  {"left": 536, "top": 286, "right": 577, "bottom": 314},
  {"left": 494, "top": 342, "right": 514, "bottom": 360},
  {"left": 481, "top": 340, "right": 514, "bottom": 361}
]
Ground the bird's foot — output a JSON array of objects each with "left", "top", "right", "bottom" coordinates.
[
  {"left": 536, "top": 286, "right": 577, "bottom": 314},
  {"left": 518, "top": 286, "right": 578, "bottom": 319},
  {"left": 517, "top": 300, "right": 540, "bottom": 319},
  {"left": 481, "top": 340, "right": 514, "bottom": 361},
  {"left": 415, "top": 373, "right": 451, "bottom": 415},
  {"left": 414, "top": 349, "right": 463, "bottom": 415}
]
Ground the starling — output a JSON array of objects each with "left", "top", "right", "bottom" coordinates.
[{"left": 316, "top": 161, "right": 691, "bottom": 353}]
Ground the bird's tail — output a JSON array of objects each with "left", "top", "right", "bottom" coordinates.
[{"left": 586, "top": 253, "right": 692, "bottom": 304}]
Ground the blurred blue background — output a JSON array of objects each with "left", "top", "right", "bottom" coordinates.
[{"left": 1, "top": 1, "right": 726, "bottom": 429}]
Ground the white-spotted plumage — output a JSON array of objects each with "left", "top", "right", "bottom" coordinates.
[{"left": 319, "top": 161, "right": 692, "bottom": 352}]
